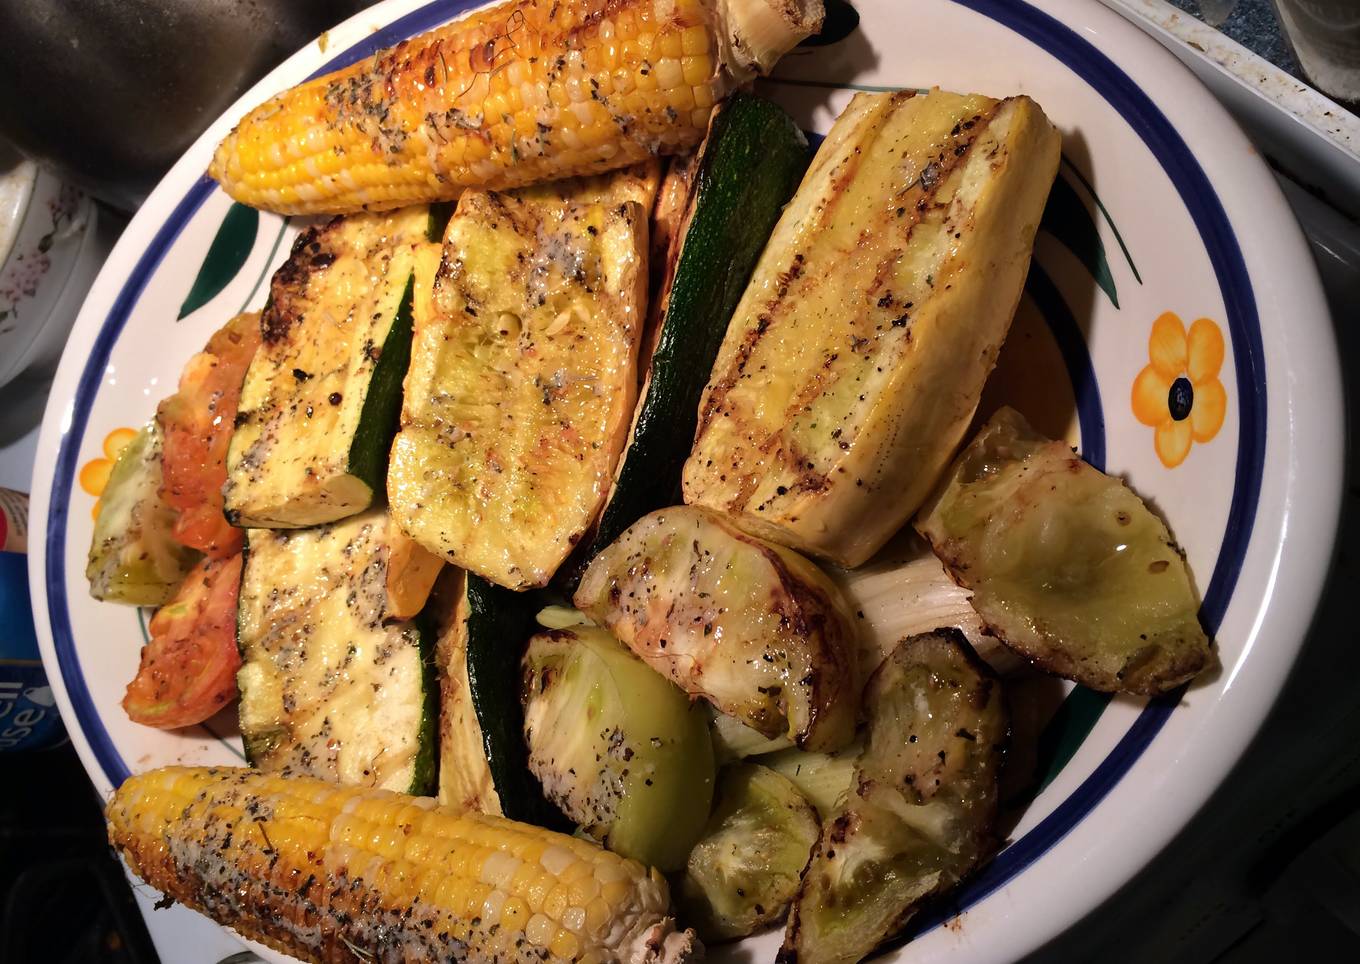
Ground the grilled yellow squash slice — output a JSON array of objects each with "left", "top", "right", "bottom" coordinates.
[
  {"left": 388, "top": 190, "right": 647, "bottom": 590},
  {"left": 916, "top": 407, "right": 1212, "bottom": 694},
  {"left": 683, "top": 89, "right": 1062, "bottom": 566},
  {"left": 224, "top": 207, "right": 430, "bottom": 528},
  {"left": 513, "top": 160, "right": 662, "bottom": 210},
  {"left": 574, "top": 505, "right": 859, "bottom": 752}
]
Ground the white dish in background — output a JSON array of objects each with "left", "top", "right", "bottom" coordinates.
[
  {"left": 0, "top": 154, "right": 108, "bottom": 389},
  {"left": 1099, "top": 0, "right": 1360, "bottom": 220},
  {"left": 26, "top": 0, "right": 1344, "bottom": 961}
]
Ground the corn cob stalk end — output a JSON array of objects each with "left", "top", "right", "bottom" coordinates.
[{"left": 718, "top": 0, "right": 825, "bottom": 83}]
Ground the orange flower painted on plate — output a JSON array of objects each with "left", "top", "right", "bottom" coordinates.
[
  {"left": 1131, "top": 312, "right": 1227, "bottom": 468},
  {"left": 80, "top": 427, "right": 138, "bottom": 519}
]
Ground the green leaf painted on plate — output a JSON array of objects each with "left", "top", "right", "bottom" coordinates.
[
  {"left": 177, "top": 202, "right": 259, "bottom": 320},
  {"left": 1062, "top": 156, "right": 1142, "bottom": 285},
  {"left": 1006, "top": 686, "right": 1112, "bottom": 808},
  {"left": 1041, "top": 173, "right": 1119, "bottom": 309}
]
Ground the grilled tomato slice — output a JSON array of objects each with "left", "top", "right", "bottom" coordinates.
[
  {"left": 157, "top": 311, "right": 259, "bottom": 557},
  {"left": 123, "top": 552, "right": 243, "bottom": 729}
]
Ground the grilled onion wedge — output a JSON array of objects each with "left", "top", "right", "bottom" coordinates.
[
  {"left": 575, "top": 505, "right": 859, "bottom": 752},
  {"left": 916, "top": 407, "right": 1212, "bottom": 694},
  {"left": 683, "top": 89, "right": 1061, "bottom": 566}
]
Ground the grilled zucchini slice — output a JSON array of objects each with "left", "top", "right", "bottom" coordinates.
[
  {"left": 86, "top": 420, "right": 199, "bottom": 606},
  {"left": 684, "top": 90, "right": 1062, "bottom": 566},
  {"left": 781, "top": 630, "right": 1007, "bottom": 964},
  {"left": 223, "top": 206, "right": 429, "bottom": 528},
  {"left": 581, "top": 94, "right": 810, "bottom": 565},
  {"left": 436, "top": 570, "right": 563, "bottom": 827},
  {"left": 236, "top": 508, "right": 436, "bottom": 794},
  {"left": 679, "top": 763, "right": 820, "bottom": 942},
  {"left": 574, "top": 505, "right": 859, "bottom": 752},
  {"left": 388, "top": 190, "right": 647, "bottom": 590},
  {"left": 521, "top": 621, "right": 714, "bottom": 870},
  {"left": 436, "top": 572, "right": 503, "bottom": 815},
  {"left": 916, "top": 407, "right": 1212, "bottom": 694}
]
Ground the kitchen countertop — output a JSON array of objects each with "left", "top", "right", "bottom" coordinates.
[{"left": 1166, "top": 0, "right": 1301, "bottom": 77}]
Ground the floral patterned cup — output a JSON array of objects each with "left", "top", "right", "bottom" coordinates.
[{"left": 0, "top": 155, "right": 110, "bottom": 389}]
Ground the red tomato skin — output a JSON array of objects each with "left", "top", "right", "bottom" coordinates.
[
  {"left": 123, "top": 552, "right": 243, "bottom": 729},
  {"left": 157, "top": 312, "right": 260, "bottom": 558}
]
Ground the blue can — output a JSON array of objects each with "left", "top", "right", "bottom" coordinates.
[{"left": 0, "top": 551, "right": 66, "bottom": 752}]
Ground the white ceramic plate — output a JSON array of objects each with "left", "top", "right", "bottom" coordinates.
[{"left": 29, "top": 0, "right": 1344, "bottom": 960}]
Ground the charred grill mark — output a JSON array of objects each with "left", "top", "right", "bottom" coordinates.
[
  {"left": 261, "top": 218, "right": 348, "bottom": 346},
  {"left": 695, "top": 307, "right": 776, "bottom": 436},
  {"left": 568, "top": 0, "right": 640, "bottom": 37}
]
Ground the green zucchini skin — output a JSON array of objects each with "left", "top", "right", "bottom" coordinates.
[
  {"left": 346, "top": 273, "right": 414, "bottom": 496},
  {"left": 463, "top": 576, "right": 570, "bottom": 830},
  {"left": 580, "top": 94, "right": 810, "bottom": 565},
  {"left": 406, "top": 608, "right": 440, "bottom": 797},
  {"left": 426, "top": 201, "right": 455, "bottom": 242}
]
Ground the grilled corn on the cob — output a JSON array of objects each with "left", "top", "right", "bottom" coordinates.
[
  {"left": 108, "top": 766, "right": 698, "bottom": 964},
  {"left": 209, "top": 0, "right": 822, "bottom": 215}
]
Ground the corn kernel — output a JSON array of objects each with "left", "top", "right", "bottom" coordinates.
[
  {"left": 543, "top": 882, "right": 572, "bottom": 920},
  {"left": 602, "top": 879, "right": 632, "bottom": 907},
  {"left": 680, "top": 24, "right": 710, "bottom": 55},
  {"left": 561, "top": 905, "right": 588, "bottom": 934},
  {"left": 551, "top": 929, "right": 582, "bottom": 959},
  {"left": 525, "top": 870, "right": 555, "bottom": 912},
  {"left": 658, "top": 30, "right": 684, "bottom": 58},
  {"left": 501, "top": 895, "right": 530, "bottom": 932},
  {"left": 652, "top": 58, "right": 684, "bottom": 90},
  {"left": 569, "top": 874, "right": 601, "bottom": 905},
  {"left": 584, "top": 897, "right": 612, "bottom": 936},
  {"left": 526, "top": 912, "right": 556, "bottom": 948}
]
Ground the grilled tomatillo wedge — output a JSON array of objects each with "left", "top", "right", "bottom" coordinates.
[
  {"left": 916, "top": 407, "right": 1213, "bottom": 694},
  {"left": 679, "top": 763, "right": 820, "bottom": 942},
  {"left": 521, "top": 621, "right": 714, "bottom": 871},
  {"left": 781, "top": 630, "right": 1007, "bottom": 964},
  {"left": 575, "top": 506, "right": 859, "bottom": 752}
]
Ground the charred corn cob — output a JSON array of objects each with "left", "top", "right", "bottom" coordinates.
[
  {"left": 209, "top": 0, "right": 822, "bottom": 215},
  {"left": 109, "top": 766, "right": 698, "bottom": 964}
]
